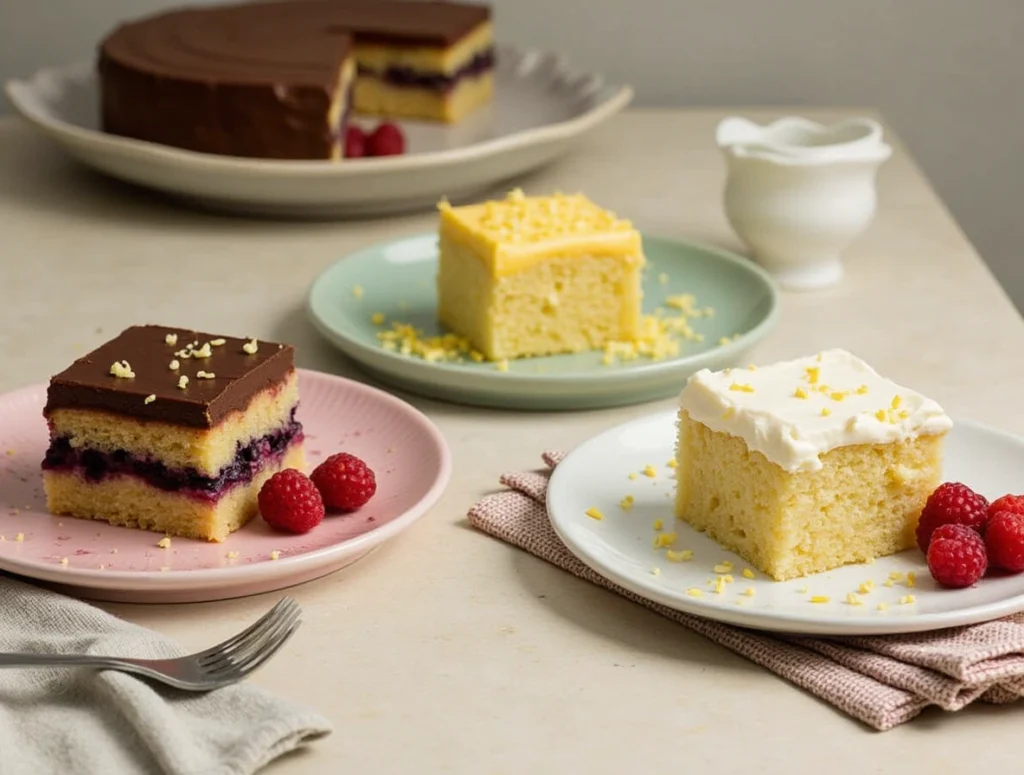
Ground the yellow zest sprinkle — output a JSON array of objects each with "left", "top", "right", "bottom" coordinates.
[
  {"left": 144, "top": 394, "right": 156, "bottom": 405},
  {"left": 721, "top": 407, "right": 736, "bottom": 419},
  {"left": 793, "top": 387, "right": 808, "bottom": 399},
  {"left": 643, "top": 464, "right": 657, "bottom": 478},
  {"left": 810, "top": 595, "right": 831, "bottom": 604},
  {"left": 651, "top": 567, "right": 662, "bottom": 576},
  {"left": 858, "top": 581, "right": 874, "bottom": 594},
  {"left": 270, "top": 550, "right": 281, "bottom": 560},
  {"left": 585, "top": 507, "right": 604, "bottom": 521},
  {"left": 628, "top": 472, "right": 638, "bottom": 481},
  {"left": 713, "top": 564, "right": 732, "bottom": 574},
  {"left": 666, "top": 458, "right": 678, "bottom": 469},
  {"left": 226, "top": 551, "right": 240, "bottom": 560},
  {"left": 619, "top": 495, "right": 635, "bottom": 511},
  {"left": 821, "top": 408, "right": 832, "bottom": 416},
  {"left": 686, "top": 588, "right": 703, "bottom": 597},
  {"left": 888, "top": 571, "right": 905, "bottom": 582},
  {"left": 653, "top": 532, "right": 678, "bottom": 548},
  {"left": 496, "top": 360, "right": 509, "bottom": 372},
  {"left": 856, "top": 384, "right": 869, "bottom": 395},
  {"left": 729, "top": 383, "right": 755, "bottom": 393},
  {"left": 352, "top": 285, "right": 364, "bottom": 298},
  {"left": 370, "top": 312, "right": 386, "bottom": 325},
  {"left": 653, "top": 519, "right": 663, "bottom": 530},
  {"left": 665, "top": 549, "right": 693, "bottom": 562},
  {"left": 743, "top": 587, "right": 755, "bottom": 597},
  {"left": 109, "top": 360, "right": 135, "bottom": 379},
  {"left": 722, "top": 574, "right": 734, "bottom": 583},
  {"left": 900, "top": 595, "right": 916, "bottom": 605},
  {"left": 747, "top": 364, "right": 757, "bottom": 371},
  {"left": 899, "top": 410, "right": 909, "bottom": 419},
  {"left": 884, "top": 579, "right": 895, "bottom": 588},
  {"left": 846, "top": 592, "right": 863, "bottom": 606},
  {"left": 805, "top": 366, "right": 820, "bottom": 384},
  {"left": 157, "top": 537, "right": 171, "bottom": 549},
  {"left": 830, "top": 391, "right": 848, "bottom": 401},
  {"left": 875, "top": 409, "right": 887, "bottom": 422},
  {"left": 891, "top": 395, "right": 903, "bottom": 410},
  {"left": 742, "top": 568, "right": 755, "bottom": 579},
  {"left": 713, "top": 577, "right": 727, "bottom": 594},
  {"left": 15, "top": 533, "right": 24, "bottom": 542},
  {"left": 877, "top": 602, "right": 889, "bottom": 611},
  {"left": 907, "top": 572, "right": 916, "bottom": 588}
]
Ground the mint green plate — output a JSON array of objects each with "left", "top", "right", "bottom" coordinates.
[{"left": 307, "top": 233, "right": 780, "bottom": 410}]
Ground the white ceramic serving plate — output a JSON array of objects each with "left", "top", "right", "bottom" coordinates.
[
  {"left": 0, "top": 370, "right": 451, "bottom": 604},
  {"left": 4, "top": 47, "right": 632, "bottom": 218},
  {"left": 548, "top": 410, "right": 1024, "bottom": 636}
]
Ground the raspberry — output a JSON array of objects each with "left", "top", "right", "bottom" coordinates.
[
  {"left": 926, "top": 523, "right": 988, "bottom": 588},
  {"left": 310, "top": 452, "right": 377, "bottom": 511},
  {"left": 367, "top": 122, "right": 405, "bottom": 156},
  {"left": 985, "top": 511, "right": 1024, "bottom": 573},
  {"left": 344, "top": 125, "right": 366, "bottom": 159},
  {"left": 915, "top": 482, "right": 989, "bottom": 552},
  {"left": 257, "top": 469, "right": 325, "bottom": 534},
  {"left": 988, "top": 494, "right": 1024, "bottom": 521}
]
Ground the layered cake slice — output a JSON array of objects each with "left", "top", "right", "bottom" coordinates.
[
  {"left": 674, "top": 350, "right": 952, "bottom": 580},
  {"left": 41, "top": 326, "right": 304, "bottom": 542},
  {"left": 437, "top": 190, "right": 645, "bottom": 360}
]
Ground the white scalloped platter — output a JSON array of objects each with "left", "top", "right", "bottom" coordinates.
[{"left": 4, "top": 47, "right": 632, "bottom": 218}]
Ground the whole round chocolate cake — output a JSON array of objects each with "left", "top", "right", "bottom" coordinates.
[{"left": 99, "top": 0, "right": 494, "bottom": 160}]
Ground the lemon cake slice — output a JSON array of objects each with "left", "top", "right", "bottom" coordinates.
[
  {"left": 674, "top": 349, "right": 952, "bottom": 580},
  {"left": 437, "top": 190, "right": 645, "bottom": 360}
]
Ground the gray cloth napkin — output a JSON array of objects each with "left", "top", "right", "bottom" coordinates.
[{"left": 0, "top": 576, "right": 332, "bottom": 775}]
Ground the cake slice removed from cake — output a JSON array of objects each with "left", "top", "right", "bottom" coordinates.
[
  {"left": 674, "top": 350, "right": 952, "bottom": 580},
  {"left": 437, "top": 189, "right": 645, "bottom": 360},
  {"left": 42, "top": 326, "right": 304, "bottom": 542}
]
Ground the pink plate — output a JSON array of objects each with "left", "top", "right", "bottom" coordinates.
[{"left": 0, "top": 369, "right": 451, "bottom": 603}]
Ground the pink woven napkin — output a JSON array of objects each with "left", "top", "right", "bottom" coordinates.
[{"left": 467, "top": 452, "right": 1024, "bottom": 731}]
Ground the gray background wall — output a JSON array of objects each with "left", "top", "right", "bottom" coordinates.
[{"left": 2, "top": 0, "right": 1022, "bottom": 308}]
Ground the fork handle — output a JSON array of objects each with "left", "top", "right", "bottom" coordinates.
[{"left": 0, "top": 653, "right": 134, "bottom": 670}]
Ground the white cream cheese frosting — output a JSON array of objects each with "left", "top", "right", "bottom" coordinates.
[{"left": 678, "top": 349, "right": 953, "bottom": 472}]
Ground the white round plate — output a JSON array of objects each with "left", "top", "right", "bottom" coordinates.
[
  {"left": 3, "top": 47, "right": 631, "bottom": 218},
  {"left": 548, "top": 410, "right": 1024, "bottom": 635},
  {"left": 0, "top": 369, "right": 451, "bottom": 604}
]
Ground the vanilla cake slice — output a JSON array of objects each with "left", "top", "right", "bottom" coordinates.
[
  {"left": 437, "top": 189, "right": 645, "bottom": 360},
  {"left": 42, "top": 326, "right": 304, "bottom": 542},
  {"left": 674, "top": 350, "right": 952, "bottom": 580}
]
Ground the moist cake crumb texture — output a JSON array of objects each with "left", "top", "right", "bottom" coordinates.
[{"left": 674, "top": 349, "right": 952, "bottom": 581}]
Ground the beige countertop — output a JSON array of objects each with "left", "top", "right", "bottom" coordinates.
[{"left": 1, "top": 108, "right": 1022, "bottom": 773}]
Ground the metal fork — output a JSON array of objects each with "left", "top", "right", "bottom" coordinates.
[{"left": 0, "top": 597, "right": 302, "bottom": 691}]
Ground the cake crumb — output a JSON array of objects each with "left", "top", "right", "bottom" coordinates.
[
  {"left": 899, "top": 594, "right": 916, "bottom": 605},
  {"left": 144, "top": 394, "right": 156, "bottom": 405},
  {"left": 495, "top": 359, "right": 509, "bottom": 372},
  {"left": 686, "top": 588, "right": 703, "bottom": 597},
  {"left": 743, "top": 587, "right": 755, "bottom": 597},
  {"left": 742, "top": 568, "right": 755, "bottom": 579},
  {"left": 169, "top": 359, "right": 180, "bottom": 370},
  {"left": 877, "top": 602, "right": 889, "bottom": 611},
  {"left": 653, "top": 532, "right": 678, "bottom": 548},
  {"left": 884, "top": 579, "right": 895, "bottom": 588},
  {"left": 863, "top": 556, "right": 875, "bottom": 564},
  {"left": 585, "top": 507, "right": 604, "bottom": 521},
  {"left": 810, "top": 595, "right": 831, "bottom": 604},
  {"left": 109, "top": 360, "right": 136, "bottom": 379},
  {"left": 15, "top": 533, "right": 24, "bottom": 542},
  {"left": 653, "top": 519, "right": 663, "bottom": 531},
  {"left": 650, "top": 567, "right": 662, "bottom": 576},
  {"left": 191, "top": 342, "right": 213, "bottom": 358},
  {"left": 888, "top": 571, "right": 905, "bottom": 582},
  {"left": 713, "top": 563, "right": 732, "bottom": 574},
  {"left": 628, "top": 472, "right": 638, "bottom": 481},
  {"left": 210, "top": 338, "right": 226, "bottom": 346},
  {"left": 196, "top": 370, "right": 216, "bottom": 379},
  {"left": 846, "top": 592, "right": 863, "bottom": 606},
  {"left": 666, "top": 458, "right": 678, "bottom": 469},
  {"left": 59, "top": 557, "right": 68, "bottom": 567},
  {"left": 643, "top": 464, "right": 657, "bottom": 478},
  {"left": 178, "top": 375, "right": 189, "bottom": 389},
  {"left": 619, "top": 495, "right": 634, "bottom": 511},
  {"left": 165, "top": 333, "right": 178, "bottom": 346},
  {"left": 796, "top": 585, "right": 809, "bottom": 594},
  {"left": 157, "top": 537, "right": 171, "bottom": 549},
  {"left": 713, "top": 576, "right": 727, "bottom": 594},
  {"left": 226, "top": 550, "right": 240, "bottom": 560},
  {"left": 907, "top": 572, "right": 916, "bottom": 588},
  {"left": 858, "top": 581, "right": 874, "bottom": 594},
  {"left": 270, "top": 550, "right": 281, "bottom": 561},
  {"left": 352, "top": 285, "right": 364, "bottom": 298},
  {"left": 665, "top": 549, "right": 692, "bottom": 562},
  {"left": 98, "top": 564, "right": 106, "bottom": 571},
  {"left": 0, "top": 536, "right": 5, "bottom": 542},
  {"left": 160, "top": 566, "right": 170, "bottom": 572},
  {"left": 371, "top": 313, "right": 386, "bottom": 326}
]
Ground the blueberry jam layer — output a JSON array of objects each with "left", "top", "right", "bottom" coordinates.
[
  {"left": 359, "top": 49, "right": 494, "bottom": 94},
  {"left": 42, "top": 412, "right": 303, "bottom": 501}
]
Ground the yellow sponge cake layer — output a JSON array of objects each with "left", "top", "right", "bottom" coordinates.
[
  {"left": 44, "top": 444, "right": 304, "bottom": 542},
  {"left": 437, "top": 190, "right": 645, "bottom": 360},
  {"left": 674, "top": 350, "right": 952, "bottom": 580},
  {"left": 47, "top": 371, "right": 299, "bottom": 477},
  {"left": 354, "top": 71, "right": 493, "bottom": 123}
]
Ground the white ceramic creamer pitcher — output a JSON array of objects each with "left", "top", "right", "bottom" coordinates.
[{"left": 716, "top": 116, "right": 892, "bottom": 290}]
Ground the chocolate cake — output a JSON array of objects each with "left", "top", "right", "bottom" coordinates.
[
  {"left": 98, "top": 0, "right": 494, "bottom": 160},
  {"left": 42, "top": 325, "right": 305, "bottom": 541}
]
